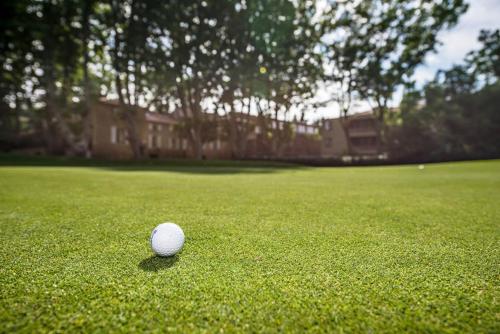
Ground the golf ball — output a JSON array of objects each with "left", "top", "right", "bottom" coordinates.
[{"left": 150, "top": 223, "right": 185, "bottom": 257}]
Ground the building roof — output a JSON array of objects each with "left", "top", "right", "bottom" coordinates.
[
  {"left": 323, "top": 107, "right": 399, "bottom": 122},
  {"left": 97, "top": 98, "right": 149, "bottom": 112},
  {"left": 145, "top": 112, "right": 177, "bottom": 125},
  {"left": 98, "top": 98, "right": 121, "bottom": 106},
  {"left": 97, "top": 98, "right": 318, "bottom": 127},
  {"left": 342, "top": 111, "right": 375, "bottom": 120}
]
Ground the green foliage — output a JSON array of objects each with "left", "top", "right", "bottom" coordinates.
[
  {"left": 0, "top": 0, "right": 106, "bottom": 153},
  {"left": 466, "top": 29, "right": 500, "bottom": 83},
  {"left": 0, "top": 157, "right": 499, "bottom": 332},
  {"left": 390, "top": 29, "right": 500, "bottom": 161},
  {"left": 320, "top": 0, "right": 468, "bottom": 121},
  {"left": 0, "top": 0, "right": 481, "bottom": 159}
]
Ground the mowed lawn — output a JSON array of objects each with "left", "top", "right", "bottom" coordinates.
[{"left": 0, "top": 157, "right": 498, "bottom": 333}]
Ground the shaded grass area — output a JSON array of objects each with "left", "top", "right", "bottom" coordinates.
[
  {"left": 139, "top": 255, "right": 179, "bottom": 272},
  {"left": 0, "top": 153, "right": 302, "bottom": 175},
  {"left": 0, "top": 157, "right": 498, "bottom": 332}
]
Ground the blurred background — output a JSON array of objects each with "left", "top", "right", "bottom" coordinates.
[{"left": 0, "top": 0, "right": 498, "bottom": 164}]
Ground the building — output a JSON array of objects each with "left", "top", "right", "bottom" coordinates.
[
  {"left": 214, "top": 114, "right": 321, "bottom": 159},
  {"left": 320, "top": 112, "right": 385, "bottom": 159},
  {"left": 89, "top": 100, "right": 321, "bottom": 160},
  {"left": 90, "top": 100, "right": 188, "bottom": 159}
]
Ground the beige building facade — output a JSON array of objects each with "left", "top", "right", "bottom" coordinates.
[
  {"left": 91, "top": 100, "right": 384, "bottom": 161},
  {"left": 90, "top": 100, "right": 188, "bottom": 159},
  {"left": 320, "top": 112, "right": 384, "bottom": 159}
]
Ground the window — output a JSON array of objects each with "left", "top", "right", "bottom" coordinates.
[
  {"left": 117, "top": 128, "right": 128, "bottom": 144},
  {"left": 110, "top": 125, "right": 117, "bottom": 144},
  {"left": 149, "top": 123, "right": 164, "bottom": 132},
  {"left": 350, "top": 119, "right": 372, "bottom": 130},
  {"left": 325, "top": 137, "right": 333, "bottom": 148},
  {"left": 111, "top": 126, "right": 129, "bottom": 144},
  {"left": 324, "top": 121, "right": 330, "bottom": 131},
  {"left": 351, "top": 137, "right": 376, "bottom": 146},
  {"left": 148, "top": 134, "right": 161, "bottom": 149}
]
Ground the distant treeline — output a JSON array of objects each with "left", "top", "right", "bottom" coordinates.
[{"left": 388, "top": 29, "right": 500, "bottom": 162}]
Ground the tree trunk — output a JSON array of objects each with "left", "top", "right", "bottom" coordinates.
[
  {"left": 81, "top": 0, "right": 93, "bottom": 158},
  {"left": 176, "top": 82, "right": 203, "bottom": 159},
  {"left": 272, "top": 108, "right": 282, "bottom": 157},
  {"left": 228, "top": 108, "right": 239, "bottom": 158},
  {"left": 191, "top": 127, "right": 203, "bottom": 160},
  {"left": 341, "top": 109, "right": 352, "bottom": 155},
  {"left": 113, "top": 69, "right": 142, "bottom": 159},
  {"left": 44, "top": 66, "right": 77, "bottom": 155},
  {"left": 237, "top": 97, "right": 253, "bottom": 158},
  {"left": 40, "top": 24, "right": 77, "bottom": 153},
  {"left": 341, "top": 121, "right": 353, "bottom": 156},
  {"left": 109, "top": 3, "right": 141, "bottom": 160},
  {"left": 115, "top": 75, "right": 142, "bottom": 159},
  {"left": 375, "top": 98, "right": 388, "bottom": 153},
  {"left": 123, "top": 105, "right": 142, "bottom": 159}
]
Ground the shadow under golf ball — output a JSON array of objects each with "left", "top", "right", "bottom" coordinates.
[{"left": 138, "top": 255, "right": 179, "bottom": 272}]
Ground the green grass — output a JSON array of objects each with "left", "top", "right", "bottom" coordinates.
[{"left": 0, "top": 156, "right": 498, "bottom": 333}]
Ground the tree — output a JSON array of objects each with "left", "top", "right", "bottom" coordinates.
[
  {"left": 101, "top": 0, "right": 194, "bottom": 159},
  {"left": 248, "top": 0, "right": 321, "bottom": 157},
  {"left": 81, "top": 0, "right": 99, "bottom": 157},
  {"left": 210, "top": 0, "right": 256, "bottom": 159},
  {"left": 154, "top": 1, "right": 224, "bottom": 159},
  {"left": 0, "top": 1, "right": 35, "bottom": 148},
  {"left": 0, "top": 0, "right": 105, "bottom": 154},
  {"left": 390, "top": 29, "right": 500, "bottom": 161},
  {"left": 321, "top": 0, "right": 468, "bottom": 123},
  {"left": 466, "top": 29, "right": 500, "bottom": 85}
]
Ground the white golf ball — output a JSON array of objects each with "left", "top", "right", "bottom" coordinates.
[{"left": 150, "top": 223, "right": 185, "bottom": 257}]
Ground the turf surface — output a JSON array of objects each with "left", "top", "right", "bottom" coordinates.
[{"left": 0, "top": 156, "right": 498, "bottom": 333}]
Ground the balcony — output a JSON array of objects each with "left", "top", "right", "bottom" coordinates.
[
  {"left": 351, "top": 145, "right": 378, "bottom": 155},
  {"left": 348, "top": 127, "right": 377, "bottom": 138}
]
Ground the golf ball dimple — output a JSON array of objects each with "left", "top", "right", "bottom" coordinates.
[{"left": 150, "top": 222, "right": 185, "bottom": 257}]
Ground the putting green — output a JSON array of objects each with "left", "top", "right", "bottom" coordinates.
[{"left": 0, "top": 156, "right": 498, "bottom": 332}]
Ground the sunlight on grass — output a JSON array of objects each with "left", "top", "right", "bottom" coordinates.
[{"left": 0, "top": 159, "right": 498, "bottom": 332}]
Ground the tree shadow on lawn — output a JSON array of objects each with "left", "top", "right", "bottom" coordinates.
[
  {"left": 139, "top": 255, "right": 179, "bottom": 272},
  {"left": 110, "top": 166, "right": 302, "bottom": 175},
  {"left": 0, "top": 154, "right": 307, "bottom": 175}
]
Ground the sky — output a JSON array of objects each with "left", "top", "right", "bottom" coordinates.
[{"left": 309, "top": 0, "right": 500, "bottom": 122}]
